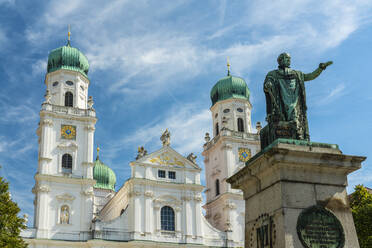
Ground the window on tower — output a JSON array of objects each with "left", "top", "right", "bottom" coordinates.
[
  {"left": 65, "top": 92, "right": 73, "bottom": 107},
  {"left": 215, "top": 179, "right": 220, "bottom": 196},
  {"left": 161, "top": 206, "right": 175, "bottom": 231},
  {"left": 238, "top": 118, "right": 244, "bottom": 132},
  {"left": 215, "top": 122, "right": 219, "bottom": 136},
  {"left": 62, "top": 154, "right": 72, "bottom": 174}
]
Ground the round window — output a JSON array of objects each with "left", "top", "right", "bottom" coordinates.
[
  {"left": 223, "top": 109, "right": 230, "bottom": 113},
  {"left": 237, "top": 108, "right": 243, "bottom": 112},
  {"left": 66, "top": 81, "right": 74, "bottom": 86},
  {"left": 52, "top": 81, "right": 59, "bottom": 87}
]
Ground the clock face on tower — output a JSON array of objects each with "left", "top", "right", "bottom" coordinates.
[
  {"left": 61, "top": 125, "right": 76, "bottom": 140},
  {"left": 238, "top": 148, "right": 251, "bottom": 162}
]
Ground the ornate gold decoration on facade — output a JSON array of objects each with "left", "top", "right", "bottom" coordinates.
[
  {"left": 149, "top": 152, "right": 185, "bottom": 166},
  {"left": 61, "top": 125, "right": 76, "bottom": 140},
  {"left": 238, "top": 147, "right": 251, "bottom": 162}
]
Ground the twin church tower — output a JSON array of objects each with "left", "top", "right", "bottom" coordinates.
[{"left": 25, "top": 37, "right": 260, "bottom": 247}]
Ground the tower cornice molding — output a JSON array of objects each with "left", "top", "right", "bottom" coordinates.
[
  {"left": 35, "top": 173, "right": 96, "bottom": 186},
  {"left": 40, "top": 107, "right": 97, "bottom": 123},
  {"left": 82, "top": 162, "right": 94, "bottom": 167}
]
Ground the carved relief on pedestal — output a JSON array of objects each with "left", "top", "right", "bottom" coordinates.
[{"left": 248, "top": 213, "right": 276, "bottom": 248}]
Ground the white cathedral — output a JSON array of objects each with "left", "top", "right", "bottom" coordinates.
[{"left": 21, "top": 39, "right": 261, "bottom": 247}]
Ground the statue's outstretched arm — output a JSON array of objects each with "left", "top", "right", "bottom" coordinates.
[{"left": 304, "top": 61, "right": 333, "bottom": 81}]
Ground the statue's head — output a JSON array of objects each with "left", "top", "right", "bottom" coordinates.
[{"left": 277, "top": 53, "right": 291, "bottom": 68}]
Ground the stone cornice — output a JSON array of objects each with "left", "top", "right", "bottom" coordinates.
[
  {"left": 35, "top": 173, "right": 96, "bottom": 186},
  {"left": 203, "top": 192, "right": 243, "bottom": 208},
  {"left": 38, "top": 157, "right": 52, "bottom": 162},
  {"left": 40, "top": 110, "right": 97, "bottom": 123},
  {"left": 82, "top": 162, "right": 94, "bottom": 167}
]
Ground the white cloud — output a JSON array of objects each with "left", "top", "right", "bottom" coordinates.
[
  {"left": 22, "top": 0, "right": 372, "bottom": 101},
  {"left": 32, "top": 59, "right": 47, "bottom": 76},
  {"left": 107, "top": 102, "right": 211, "bottom": 159},
  {"left": 315, "top": 83, "right": 346, "bottom": 106}
]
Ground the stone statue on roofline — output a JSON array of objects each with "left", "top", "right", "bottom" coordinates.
[
  {"left": 136, "top": 146, "right": 147, "bottom": 160},
  {"left": 260, "top": 52, "right": 332, "bottom": 149},
  {"left": 160, "top": 128, "right": 170, "bottom": 146}
]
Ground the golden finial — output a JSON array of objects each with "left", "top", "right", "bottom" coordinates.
[
  {"left": 227, "top": 57, "right": 231, "bottom": 76},
  {"left": 67, "top": 24, "right": 71, "bottom": 45},
  {"left": 96, "top": 145, "right": 100, "bottom": 160}
]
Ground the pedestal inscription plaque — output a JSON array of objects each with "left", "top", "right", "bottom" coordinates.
[{"left": 297, "top": 205, "right": 345, "bottom": 248}]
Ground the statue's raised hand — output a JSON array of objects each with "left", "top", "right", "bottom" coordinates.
[{"left": 319, "top": 61, "right": 333, "bottom": 70}]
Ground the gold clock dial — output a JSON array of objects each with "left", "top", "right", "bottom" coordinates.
[
  {"left": 238, "top": 148, "right": 251, "bottom": 162},
  {"left": 61, "top": 125, "right": 76, "bottom": 140}
]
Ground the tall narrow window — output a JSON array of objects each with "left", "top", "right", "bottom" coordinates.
[
  {"left": 215, "top": 179, "right": 220, "bottom": 196},
  {"left": 65, "top": 91, "right": 73, "bottom": 107},
  {"left": 215, "top": 122, "right": 219, "bottom": 136},
  {"left": 237, "top": 118, "right": 244, "bottom": 132},
  {"left": 62, "top": 154, "right": 72, "bottom": 174},
  {"left": 161, "top": 206, "right": 175, "bottom": 231}
]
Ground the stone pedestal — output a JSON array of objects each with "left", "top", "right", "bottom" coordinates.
[{"left": 227, "top": 139, "right": 365, "bottom": 248}]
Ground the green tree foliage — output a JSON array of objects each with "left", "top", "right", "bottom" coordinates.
[
  {"left": 350, "top": 185, "right": 372, "bottom": 248},
  {"left": 0, "top": 176, "right": 27, "bottom": 247}
]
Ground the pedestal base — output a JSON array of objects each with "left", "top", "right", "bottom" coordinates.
[{"left": 227, "top": 140, "right": 365, "bottom": 248}]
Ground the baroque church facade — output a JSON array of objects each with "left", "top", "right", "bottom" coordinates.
[{"left": 21, "top": 39, "right": 260, "bottom": 247}]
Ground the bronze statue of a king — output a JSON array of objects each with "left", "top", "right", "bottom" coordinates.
[{"left": 260, "top": 53, "right": 332, "bottom": 149}]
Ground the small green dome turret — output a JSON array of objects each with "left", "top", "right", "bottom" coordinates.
[
  {"left": 47, "top": 41, "right": 89, "bottom": 78},
  {"left": 93, "top": 148, "right": 116, "bottom": 191},
  {"left": 210, "top": 72, "right": 250, "bottom": 106}
]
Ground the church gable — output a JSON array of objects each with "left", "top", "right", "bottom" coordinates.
[{"left": 137, "top": 146, "right": 200, "bottom": 171}]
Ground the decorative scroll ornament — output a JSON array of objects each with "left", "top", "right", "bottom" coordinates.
[
  {"left": 87, "top": 96, "right": 94, "bottom": 109},
  {"left": 56, "top": 193, "right": 75, "bottom": 202},
  {"left": 44, "top": 90, "right": 51, "bottom": 104}
]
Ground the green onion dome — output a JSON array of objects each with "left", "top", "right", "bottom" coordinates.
[
  {"left": 93, "top": 155, "right": 116, "bottom": 191},
  {"left": 210, "top": 73, "right": 250, "bottom": 106},
  {"left": 47, "top": 41, "right": 89, "bottom": 78}
]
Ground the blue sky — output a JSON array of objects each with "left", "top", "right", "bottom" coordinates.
[{"left": 0, "top": 0, "right": 372, "bottom": 226}]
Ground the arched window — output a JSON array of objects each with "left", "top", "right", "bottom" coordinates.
[
  {"left": 237, "top": 118, "right": 244, "bottom": 132},
  {"left": 215, "top": 122, "right": 219, "bottom": 136},
  {"left": 60, "top": 205, "right": 69, "bottom": 224},
  {"left": 161, "top": 206, "right": 175, "bottom": 231},
  {"left": 215, "top": 179, "right": 220, "bottom": 196},
  {"left": 65, "top": 91, "right": 73, "bottom": 107},
  {"left": 62, "top": 154, "right": 72, "bottom": 174}
]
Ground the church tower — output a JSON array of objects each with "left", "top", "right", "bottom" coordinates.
[
  {"left": 202, "top": 61, "right": 260, "bottom": 245},
  {"left": 32, "top": 34, "right": 97, "bottom": 240}
]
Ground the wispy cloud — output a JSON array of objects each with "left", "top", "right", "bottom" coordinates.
[
  {"left": 315, "top": 83, "right": 346, "bottom": 106},
  {"left": 22, "top": 0, "right": 372, "bottom": 101},
  {"left": 106, "top": 102, "right": 211, "bottom": 159}
]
